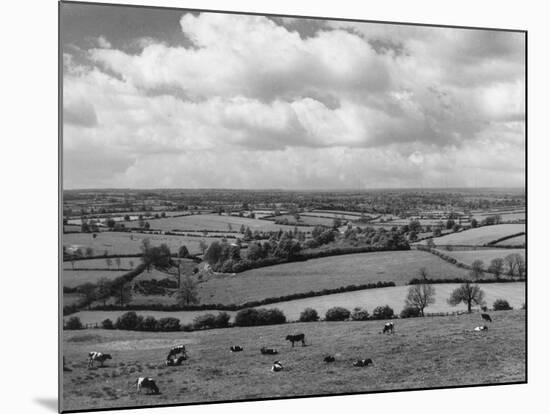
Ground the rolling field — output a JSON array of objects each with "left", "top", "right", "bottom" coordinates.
[
  {"left": 62, "top": 310, "right": 525, "bottom": 411},
  {"left": 421, "top": 224, "right": 525, "bottom": 246},
  {"left": 197, "top": 250, "right": 471, "bottom": 305},
  {"left": 66, "top": 282, "right": 525, "bottom": 326},
  {"left": 433, "top": 248, "right": 525, "bottom": 267},
  {"left": 267, "top": 214, "right": 334, "bottom": 227},
  {"left": 124, "top": 214, "right": 310, "bottom": 233},
  {"left": 63, "top": 257, "right": 138, "bottom": 270},
  {"left": 63, "top": 232, "right": 218, "bottom": 256}
]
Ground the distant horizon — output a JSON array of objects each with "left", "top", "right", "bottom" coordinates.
[{"left": 63, "top": 186, "right": 526, "bottom": 192}]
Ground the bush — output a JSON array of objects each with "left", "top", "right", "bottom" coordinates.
[
  {"left": 193, "top": 313, "right": 217, "bottom": 330},
  {"left": 350, "top": 307, "right": 370, "bottom": 321},
  {"left": 299, "top": 308, "right": 319, "bottom": 322},
  {"left": 101, "top": 318, "right": 114, "bottom": 329},
  {"left": 372, "top": 305, "right": 394, "bottom": 320},
  {"left": 157, "top": 317, "right": 181, "bottom": 331},
  {"left": 234, "top": 308, "right": 287, "bottom": 326},
  {"left": 65, "top": 316, "right": 83, "bottom": 330},
  {"left": 325, "top": 307, "right": 351, "bottom": 321},
  {"left": 140, "top": 316, "right": 159, "bottom": 331},
  {"left": 400, "top": 306, "right": 421, "bottom": 318},
  {"left": 493, "top": 299, "right": 513, "bottom": 311},
  {"left": 114, "top": 311, "right": 143, "bottom": 330},
  {"left": 214, "top": 312, "right": 231, "bottom": 328}
]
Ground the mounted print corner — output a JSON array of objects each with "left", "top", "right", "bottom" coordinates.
[{"left": 60, "top": 1, "right": 526, "bottom": 412}]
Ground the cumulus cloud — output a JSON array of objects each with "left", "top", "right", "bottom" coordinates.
[{"left": 62, "top": 11, "right": 525, "bottom": 189}]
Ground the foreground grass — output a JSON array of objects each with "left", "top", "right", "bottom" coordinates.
[{"left": 62, "top": 310, "right": 525, "bottom": 411}]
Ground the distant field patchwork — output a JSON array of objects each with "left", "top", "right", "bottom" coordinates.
[{"left": 422, "top": 224, "right": 525, "bottom": 246}]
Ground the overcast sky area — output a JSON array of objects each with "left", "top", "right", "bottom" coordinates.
[{"left": 61, "top": 3, "right": 525, "bottom": 190}]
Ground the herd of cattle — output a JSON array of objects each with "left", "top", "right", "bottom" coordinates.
[{"left": 81, "top": 316, "right": 494, "bottom": 396}]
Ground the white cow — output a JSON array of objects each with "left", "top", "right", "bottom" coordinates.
[
  {"left": 88, "top": 352, "right": 112, "bottom": 368},
  {"left": 136, "top": 377, "right": 160, "bottom": 394}
]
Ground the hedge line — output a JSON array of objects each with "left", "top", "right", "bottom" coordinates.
[
  {"left": 486, "top": 232, "right": 526, "bottom": 246},
  {"left": 408, "top": 277, "right": 521, "bottom": 285}
]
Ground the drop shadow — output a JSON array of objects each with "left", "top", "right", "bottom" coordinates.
[{"left": 34, "top": 397, "right": 58, "bottom": 412}]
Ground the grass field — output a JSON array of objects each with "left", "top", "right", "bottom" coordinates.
[
  {"left": 421, "top": 224, "right": 525, "bottom": 246},
  {"left": 63, "top": 257, "right": 138, "bottom": 270},
  {"left": 433, "top": 248, "right": 525, "bottom": 267},
  {"left": 196, "top": 250, "right": 471, "bottom": 305},
  {"left": 495, "top": 235, "right": 526, "bottom": 246},
  {"left": 124, "top": 214, "right": 310, "bottom": 233},
  {"left": 63, "top": 269, "right": 130, "bottom": 288},
  {"left": 66, "top": 282, "right": 525, "bottom": 326},
  {"left": 62, "top": 310, "right": 525, "bottom": 411},
  {"left": 63, "top": 232, "right": 219, "bottom": 256},
  {"left": 267, "top": 214, "right": 334, "bottom": 227}
]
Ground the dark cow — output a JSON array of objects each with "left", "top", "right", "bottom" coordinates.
[
  {"left": 353, "top": 358, "right": 373, "bottom": 367},
  {"left": 382, "top": 322, "right": 394, "bottom": 334},
  {"left": 165, "top": 355, "right": 187, "bottom": 366},
  {"left": 230, "top": 346, "right": 243, "bottom": 352},
  {"left": 481, "top": 313, "right": 492, "bottom": 323},
  {"left": 136, "top": 377, "right": 160, "bottom": 394},
  {"left": 88, "top": 352, "right": 112, "bottom": 368},
  {"left": 324, "top": 355, "right": 335, "bottom": 363},
  {"left": 271, "top": 361, "right": 283, "bottom": 372},
  {"left": 167, "top": 345, "right": 187, "bottom": 360},
  {"left": 261, "top": 347, "right": 278, "bottom": 355},
  {"left": 285, "top": 333, "right": 306, "bottom": 347}
]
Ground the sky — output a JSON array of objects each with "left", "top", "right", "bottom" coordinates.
[{"left": 61, "top": 3, "right": 526, "bottom": 190}]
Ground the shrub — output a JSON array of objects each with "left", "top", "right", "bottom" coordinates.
[
  {"left": 257, "top": 308, "right": 286, "bottom": 325},
  {"left": 214, "top": 312, "right": 231, "bottom": 328},
  {"left": 350, "top": 307, "right": 370, "bottom": 321},
  {"left": 299, "top": 308, "right": 319, "bottom": 322},
  {"left": 400, "top": 306, "right": 421, "bottom": 318},
  {"left": 325, "top": 307, "right": 351, "bottom": 321},
  {"left": 114, "top": 311, "right": 143, "bottom": 330},
  {"left": 140, "top": 316, "right": 159, "bottom": 331},
  {"left": 234, "top": 308, "right": 260, "bottom": 326},
  {"left": 193, "top": 313, "right": 217, "bottom": 330},
  {"left": 372, "top": 305, "right": 394, "bottom": 320},
  {"left": 157, "top": 317, "right": 181, "bottom": 331},
  {"left": 101, "top": 318, "right": 114, "bottom": 329},
  {"left": 65, "top": 316, "right": 83, "bottom": 330},
  {"left": 181, "top": 323, "right": 195, "bottom": 332},
  {"left": 234, "top": 308, "right": 286, "bottom": 326},
  {"left": 493, "top": 299, "right": 513, "bottom": 311}
]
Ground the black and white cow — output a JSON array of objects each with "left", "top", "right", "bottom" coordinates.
[
  {"left": 87, "top": 352, "right": 112, "bottom": 368},
  {"left": 165, "top": 355, "right": 187, "bottom": 366},
  {"left": 353, "top": 358, "right": 373, "bottom": 367},
  {"left": 481, "top": 313, "right": 493, "bottom": 323},
  {"left": 261, "top": 347, "right": 278, "bottom": 355},
  {"left": 285, "top": 333, "right": 306, "bottom": 347},
  {"left": 167, "top": 345, "right": 187, "bottom": 360},
  {"left": 230, "top": 346, "right": 243, "bottom": 352},
  {"left": 474, "top": 325, "right": 489, "bottom": 331},
  {"left": 382, "top": 322, "right": 394, "bottom": 334},
  {"left": 136, "top": 377, "right": 160, "bottom": 394},
  {"left": 271, "top": 361, "right": 283, "bottom": 372}
]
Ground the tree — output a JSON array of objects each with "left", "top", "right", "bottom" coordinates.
[
  {"left": 447, "top": 282, "right": 485, "bottom": 313},
  {"left": 488, "top": 258, "right": 504, "bottom": 279},
  {"left": 469, "top": 260, "right": 485, "bottom": 280},
  {"left": 96, "top": 277, "right": 112, "bottom": 306},
  {"left": 106, "top": 257, "right": 113, "bottom": 269},
  {"left": 85, "top": 247, "right": 94, "bottom": 257},
  {"left": 405, "top": 270, "right": 435, "bottom": 316},
  {"left": 470, "top": 218, "right": 478, "bottom": 228},
  {"left": 115, "top": 257, "right": 121, "bottom": 270},
  {"left": 504, "top": 253, "right": 520, "bottom": 278},
  {"left": 426, "top": 238, "right": 436, "bottom": 249},
  {"left": 77, "top": 283, "right": 97, "bottom": 309},
  {"left": 446, "top": 219, "right": 455, "bottom": 230},
  {"left": 129, "top": 260, "right": 135, "bottom": 269},
  {"left": 204, "top": 241, "right": 223, "bottom": 266},
  {"left": 199, "top": 240, "right": 208, "bottom": 255},
  {"left": 176, "top": 275, "right": 199, "bottom": 306},
  {"left": 178, "top": 245, "right": 190, "bottom": 258},
  {"left": 118, "top": 282, "right": 133, "bottom": 306}
]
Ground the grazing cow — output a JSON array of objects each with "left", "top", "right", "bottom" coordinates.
[
  {"left": 165, "top": 356, "right": 187, "bottom": 366},
  {"left": 353, "top": 358, "right": 373, "bottom": 367},
  {"left": 261, "top": 347, "right": 278, "bottom": 355},
  {"left": 285, "top": 333, "right": 306, "bottom": 347},
  {"left": 324, "top": 355, "right": 335, "bottom": 363},
  {"left": 167, "top": 345, "right": 187, "bottom": 360},
  {"left": 481, "top": 313, "right": 492, "bottom": 323},
  {"left": 230, "top": 346, "right": 243, "bottom": 352},
  {"left": 87, "top": 352, "right": 112, "bottom": 368},
  {"left": 474, "top": 325, "right": 489, "bottom": 332},
  {"left": 271, "top": 361, "right": 283, "bottom": 372},
  {"left": 382, "top": 322, "right": 394, "bottom": 334},
  {"left": 136, "top": 377, "right": 160, "bottom": 394}
]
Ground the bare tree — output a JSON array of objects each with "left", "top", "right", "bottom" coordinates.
[
  {"left": 469, "top": 260, "right": 485, "bottom": 280},
  {"left": 488, "top": 258, "right": 505, "bottom": 279},
  {"left": 448, "top": 282, "right": 486, "bottom": 313},
  {"left": 176, "top": 275, "right": 199, "bottom": 306},
  {"left": 405, "top": 268, "right": 435, "bottom": 316}
]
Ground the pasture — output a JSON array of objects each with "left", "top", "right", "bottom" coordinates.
[
  {"left": 62, "top": 310, "right": 525, "bottom": 411},
  {"left": 421, "top": 224, "right": 525, "bottom": 246},
  {"left": 63, "top": 257, "right": 138, "bottom": 270},
  {"left": 432, "top": 248, "right": 525, "bottom": 268},
  {"left": 63, "top": 232, "right": 217, "bottom": 256},
  {"left": 494, "top": 235, "right": 526, "bottom": 247},
  {"left": 65, "top": 282, "right": 525, "bottom": 326},
  {"left": 63, "top": 269, "right": 130, "bottom": 288},
  {"left": 124, "top": 214, "right": 310, "bottom": 233},
  {"left": 197, "top": 250, "right": 471, "bottom": 305}
]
